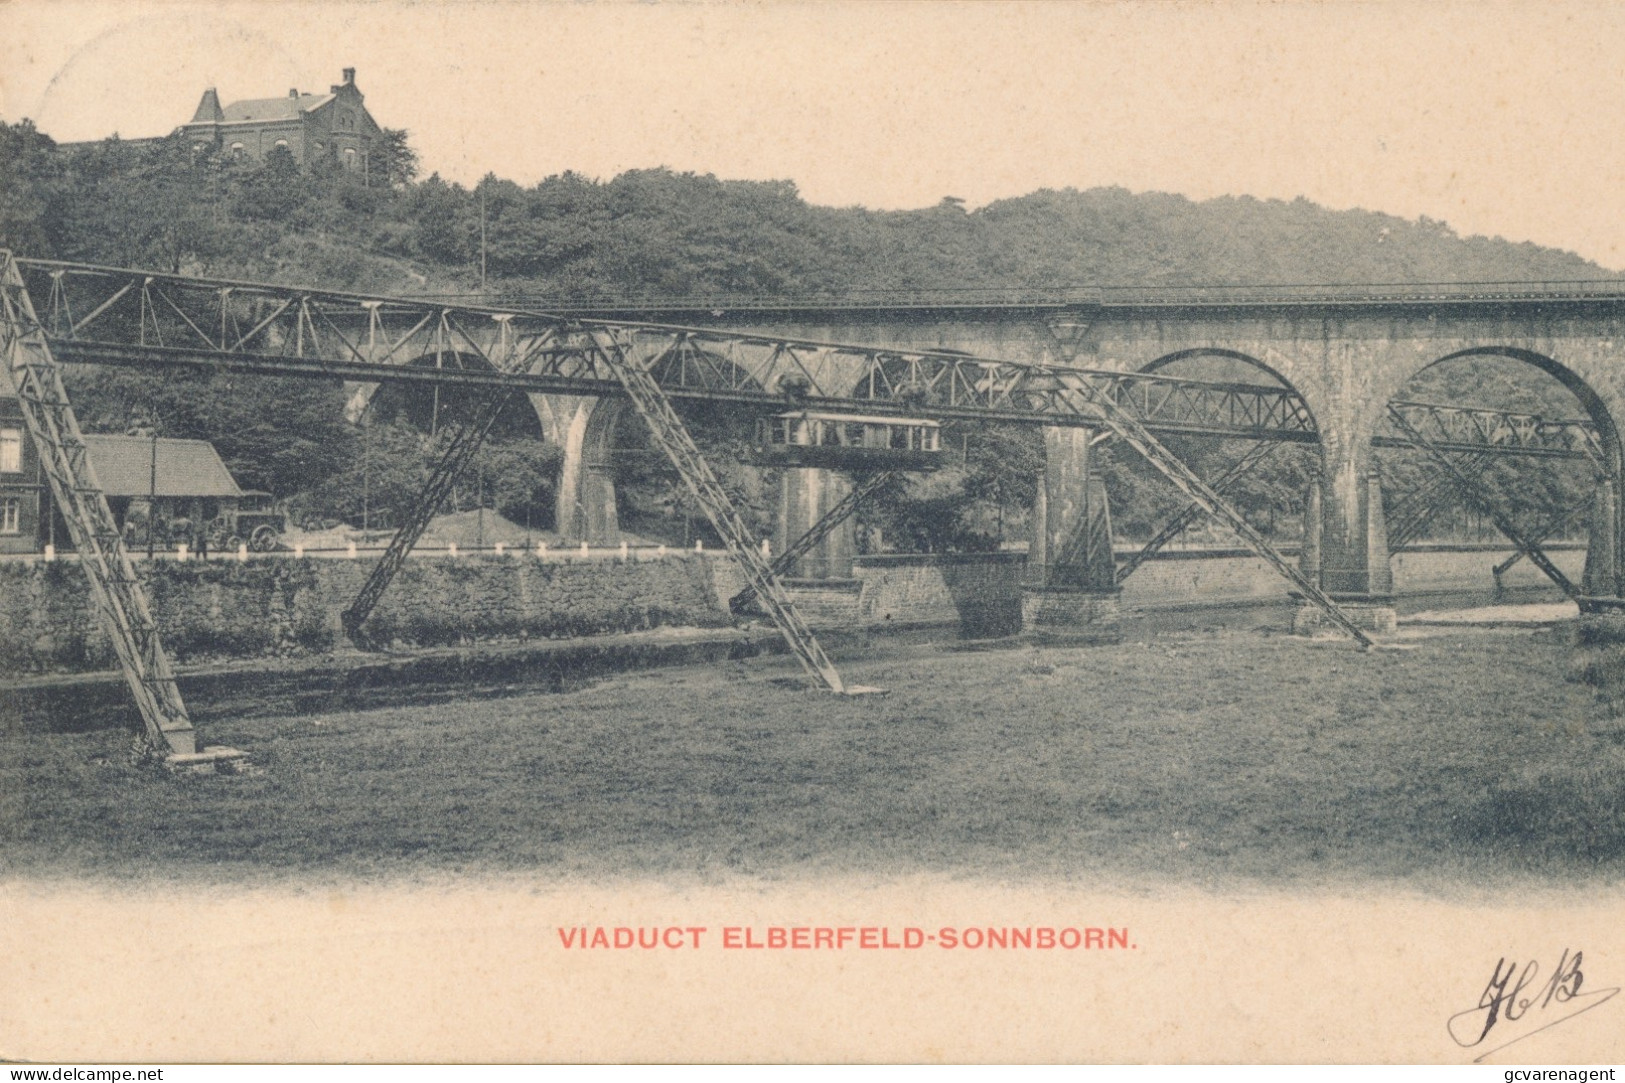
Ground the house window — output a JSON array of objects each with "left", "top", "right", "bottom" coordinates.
[
  {"left": 230, "top": 142, "right": 246, "bottom": 158},
  {"left": 344, "top": 147, "right": 357, "bottom": 168},
  {"left": 0, "top": 428, "right": 21, "bottom": 474},
  {"left": 0, "top": 497, "right": 19, "bottom": 535}
]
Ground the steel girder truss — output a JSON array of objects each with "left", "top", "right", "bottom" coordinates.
[
  {"left": 728, "top": 471, "right": 898, "bottom": 615},
  {"left": 13, "top": 257, "right": 1601, "bottom": 458},
  {"left": 1385, "top": 406, "right": 1576, "bottom": 596},
  {"left": 0, "top": 255, "right": 196, "bottom": 758},
  {"left": 1377, "top": 401, "right": 1600, "bottom": 462},
  {"left": 14, "top": 254, "right": 1616, "bottom": 670}
]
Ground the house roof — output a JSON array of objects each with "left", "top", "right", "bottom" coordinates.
[
  {"left": 82, "top": 436, "right": 244, "bottom": 499},
  {"left": 191, "top": 88, "right": 224, "bottom": 124},
  {"left": 219, "top": 93, "right": 335, "bottom": 123}
]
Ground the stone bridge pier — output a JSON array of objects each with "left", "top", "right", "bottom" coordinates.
[
  {"left": 1022, "top": 426, "right": 1121, "bottom": 642},
  {"left": 551, "top": 394, "right": 620, "bottom": 545},
  {"left": 712, "top": 305, "right": 1625, "bottom": 635},
  {"left": 775, "top": 468, "right": 855, "bottom": 578}
]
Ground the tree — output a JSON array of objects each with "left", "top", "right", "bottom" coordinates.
[
  {"left": 374, "top": 127, "right": 420, "bottom": 189},
  {"left": 0, "top": 119, "right": 64, "bottom": 257},
  {"left": 471, "top": 438, "right": 564, "bottom": 529},
  {"left": 299, "top": 419, "right": 432, "bottom": 529},
  {"left": 60, "top": 365, "right": 359, "bottom": 500},
  {"left": 408, "top": 173, "right": 473, "bottom": 265},
  {"left": 54, "top": 136, "right": 236, "bottom": 273}
]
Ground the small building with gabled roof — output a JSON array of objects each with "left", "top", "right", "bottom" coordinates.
[
  {"left": 81, "top": 435, "right": 244, "bottom": 503},
  {"left": 0, "top": 415, "right": 248, "bottom": 554},
  {"left": 179, "top": 67, "right": 381, "bottom": 178}
]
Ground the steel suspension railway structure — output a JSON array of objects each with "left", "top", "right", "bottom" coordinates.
[{"left": 0, "top": 253, "right": 1605, "bottom": 762}]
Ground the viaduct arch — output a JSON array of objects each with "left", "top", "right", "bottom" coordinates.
[{"left": 567, "top": 303, "right": 1625, "bottom": 628}]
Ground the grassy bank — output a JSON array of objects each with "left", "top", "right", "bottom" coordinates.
[{"left": 2, "top": 623, "right": 1622, "bottom": 889}]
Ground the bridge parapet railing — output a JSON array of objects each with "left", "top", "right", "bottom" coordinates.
[{"left": 422, "top": 280, "right": 1625, "bottom": 312}]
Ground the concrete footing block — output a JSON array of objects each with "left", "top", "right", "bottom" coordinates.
[
  {"left": 1292, "top": 602, "right": 1397, "bottom": 636},
  {"left": 164, "top": 746, "right": 251, "bottom": 775},
  {"left": 1020, "top": 586, "right": 1122, "bottom": 645}
]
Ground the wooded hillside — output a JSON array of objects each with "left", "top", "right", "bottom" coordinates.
[{"left": 1, "top": 121, "right": 1608, "bottom": 548}]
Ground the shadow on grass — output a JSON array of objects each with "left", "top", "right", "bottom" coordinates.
[{"left": 1461, "top": 750, "right": 1625, "bottom": 865}]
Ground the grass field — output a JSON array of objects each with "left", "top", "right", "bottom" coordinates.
[{"left": 3, "top": 622, "right": 1624, "bottom": 890}]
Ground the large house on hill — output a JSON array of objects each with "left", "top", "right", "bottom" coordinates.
[{"left": 179, "top": 67, "right": 382, "bottom": 177}]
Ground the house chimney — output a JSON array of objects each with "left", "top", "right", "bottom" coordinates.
[
  {"left": 289, "top": 88, "right": 299, "bottom": 98},
  {"left": 342, "top": 67, "right": 355, "bottom": 85}
]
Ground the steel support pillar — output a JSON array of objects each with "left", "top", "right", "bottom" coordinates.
[
  {"left": 733, "top": 471, "right": 894, "bottom": 615},
  {"left": 0, "top": 254, "right": 217, "bottom": 762},
  {"left": 584, "top": 329, "right": 850, "bottom": 693},
  {"left": 1495, "top": 497, "right": 1589, "bottom": 584},
  {"left": 1061, "top": 378, "right": 1372, "bottom": 646},
  {"left": 1115, "top": 440, "right": 1281, "bottom": 586},
  {"left": 342, "top": 390, "right": 516, "bottom": 645},
  {"left": 1384, "top": 453, "right": 1493, "bottom": 552}
]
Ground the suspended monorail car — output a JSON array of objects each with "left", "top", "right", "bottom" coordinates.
[{"left": 751, "top": 411, "right": 943, "bottom": 470}]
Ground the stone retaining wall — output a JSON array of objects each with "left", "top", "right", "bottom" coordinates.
[
  {"left": 0, "top": 555, "right": 730, "bottom": 676},
  {"left": 0, "top": 543, "right": 1588, "bottom": 676}
]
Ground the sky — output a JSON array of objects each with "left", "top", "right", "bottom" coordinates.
[{"left": 6, "top": 0, "right": 1625, "bottom": 268}]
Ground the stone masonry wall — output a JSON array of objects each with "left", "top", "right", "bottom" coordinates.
[
  {"left": 0, "top": 544, "right": 1587, "bottom": 676},
  {"left": 0, "top": 554, "right": 730, "bottom": 676},
  {"left": 850, "top": 553, "right": 1025, "bottom": 636}
]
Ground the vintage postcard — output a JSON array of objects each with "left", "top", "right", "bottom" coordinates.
[{"left": 2, "top": 0, "right": 1624, "bottom": 1065}]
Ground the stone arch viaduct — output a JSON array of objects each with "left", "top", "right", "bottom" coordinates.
[
  {"left": 26, "top": 256, "right": 1625, "bottom": 749},
  {"left": 552, "top": 292, "right": 1625, "bottom": 626},
  {"left": 19, "top": 255, "right": 1625, "bottom": 637}
]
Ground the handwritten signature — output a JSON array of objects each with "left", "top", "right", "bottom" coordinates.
[{"left": 1448, "top": 950, "right": 1620, "bottom": 1062}]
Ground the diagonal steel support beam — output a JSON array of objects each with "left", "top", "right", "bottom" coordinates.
[
  {"left": 729, "top": 470, "right": 896, "bottom": 615},
  {"left": 583, "top": 329, "right": 849, "bottom": 693},
  {"left": 1115, "top": 440, "right": 1281, "bottom": 585},
  {"left": 1069, "top": 380, "right": 1374, "bottom": 646},
  {"left": 0, "top": 255, "right": 198, "bottom": 758},
  {"left": 341, "top": 391, "right": 515, "bottom": 645},
  {"left": 1386, "top": 405, "right": 1575, "bottom": 596},
  {"left": 1384, "top": 451, "right": 1495, "bottom": 551},
  {"left": 1492, "top": 497, "right": 1590, "bottom": 578}
]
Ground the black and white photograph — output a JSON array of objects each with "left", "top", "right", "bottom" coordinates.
[{"left": 1, "top": 0, "right": 1623, "bottom": 1065}]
